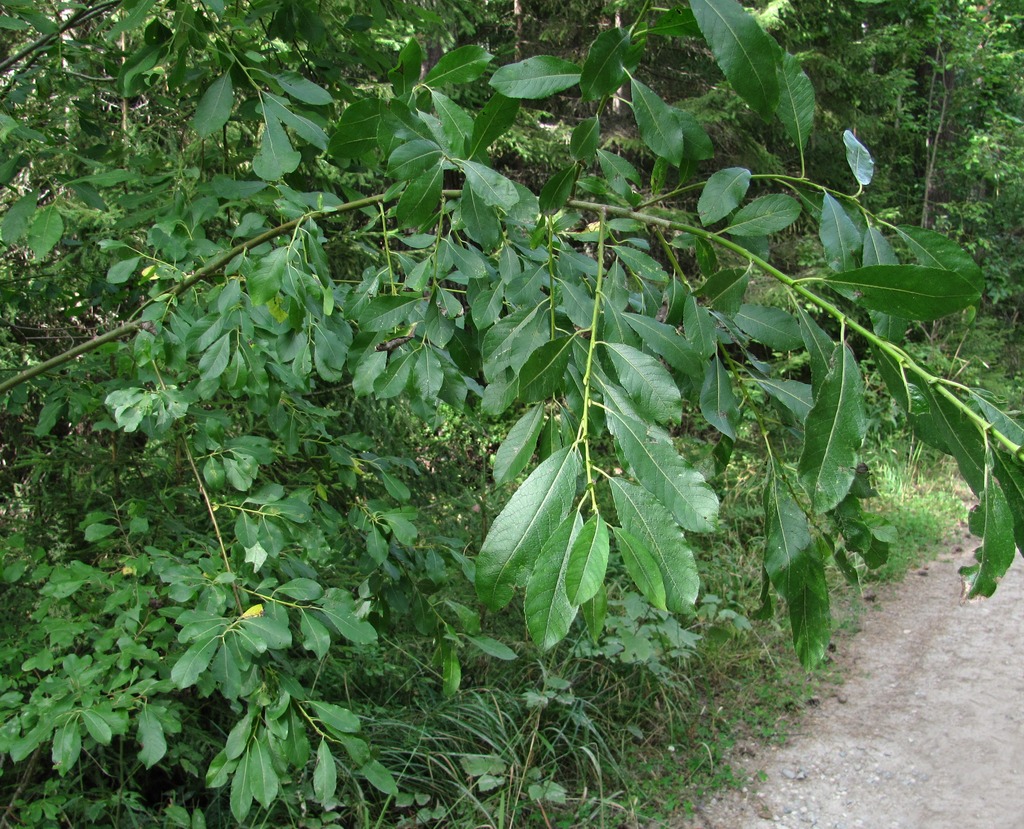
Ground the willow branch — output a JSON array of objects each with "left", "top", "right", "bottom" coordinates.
[
  {"left": 0, "top": 1, "right": 122, "bottom": 76},
  {"left": 0, "top": 194, "right": 384, "bottom": 397}
]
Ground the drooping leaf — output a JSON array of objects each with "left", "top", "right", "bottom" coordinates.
[
  {"left": 519, "top": 336, "right": 575, "bottom": 403},
  {"left": 763, "top": 467, "right": 830, "bottom": 667},
  {"left": 387, "top": 139, "right": 443, "bottom": 181},
  {"left": 798, "top": 343, "right": 866, "bottom": 512},
  {"left": 918, "top": 383, "right": 986, "bottom": 495},
  {"left": 431, "top": 91, "right": 474, "bottom": 155},
  {"left": 690, "top": 0, "right": 781, "bottom": 119},
  {"left": 821, "top": 264, "right": 982, "bottom": 321},
  {"left": 991, "top": 452, "right": 1024, "bottom": 555},
  {"left": 622, "top": 313, "right": 703, "bottom": 380},
  {"left": 696, "top": 267, "right": 748, "bottom": 315},
  {"left": 724, "top": 194, "right": 801, "bottom": 236},
  {"left": 613, "top": 526, "right": 667, "bottom": 611},
  {"left": 698, "top": 167, "right": 751, "bottom": 226},
  {"left": 570, "top": 117, "right": 600, "bottom": 162},
  {"left": 493, "top": 406, "right": 545, "bottom": 486},
  {"left": 461, "top": 160, "right": 519, "bottom": 210},
  {"left": 461, "top": 178, "right": 502, "bottom": 249},
  {"left": 734, "top": 304, "right": 803, "bottom": 351},
  {"left": 843, "top": 129, "right": 874, "bottom": 186},
  {"left": 539, "top": 164, "right": 578, "bottom": 214},
  {"left": 699, "top": 357, "right": 740, "bottom": 439},
  {"left": 468, "top": 93, "right": 520, "bottom": 160},
  {"left": 136, "top": 707, "right": 167, "bottom": 769},
  {"left": 565, "top": 513, "right": 610, "bottom": 605},
  {"left": 27, "top": 204, "right": 63, "bottom": 259},
  {"left": 396, "top": 163, "right": 443, "bottom": 229},
  {"left": 253, "top": 114, "right": 301, "bottom": 181},
  {"left": 895, "top": 225, "right": 983, "bottom": 291},
  {"left": 756, "top": 376, "right": 813, "bottom": 421},
  {"left": 490, "top": 55, "right": 581, "bottom": 99},
  {"left": 422, "top": 45, "right": 493, "bottom": 88},
  {"left": 246, "top": 734, "right": 280, "bottom": 808},
  {"left": 328, "top": 99, "right": 384, "bottom": 159},
  {"left": 630, "top": 79, "right": 685, "bottom": 166},
  {"left": 603, "top": 342, "right": 681, "bottom": 423},
  {"left": 818, "top": 193, "right": 860, "bottom": 271},
  {"left": 193, "top": 73, "right": 234, "bottom": 137},
  {"left": 604, "top": 389, "right": 718, "bottom": 533},
  {"left": 580, "top": 28, "right": 630, "bottom": 101},
  {"left": 524, "top": 513, "right": 580, "bottom": 649},
  {"left": 960, "top": 470, "right": 1016, "bottom": 599},
  {"left": 777, "top": 52, "right": 814, "bottom": 151},
  {"left": 862, "top": 226, "right": 897, "bottom": 266},
  {"left": 477, "top": 447, "right": 582, "bottom": 610},
  {"left": 610, "top": 478, "right": 700, "bottom": 613},
  {"left": 313, "top": 740, "right": 338, "bottom": 804}
]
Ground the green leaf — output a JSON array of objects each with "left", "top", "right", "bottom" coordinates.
[
  {"left": 698, "top": 167, "right": 751, "bottom": 225},
  {"left": 610, "top": 478, "right": 700, "bottom": 613},
  {"left": 580, "top": 28, "right": 630, "bottom": 101},
  {"left": 565, "top": 513, "right": 609, "bottom": 605},
  {"left": 735, "top": 304, "right": 803, "bottom": 351},
  {"left": 300, "top": 613, "right": 331, "bottom": 659},
  {"left": 843, "top": 129, "right": 874, "bottom": 186},
  {"left": 960, "top": 472, "right": 1016, "bottom": 600},
  {"left": 360, "top": 759, "right": 398, "bottom": 795},
  {"left": 725, "top": 194, "right": 800, "bottom": 236},
  {"left": 81, "top": 709, "right": 113, "bottom": 745},
  {"left": 328, "top": 99, "right": 384, "bottom": 159},
  {"left": 272, "top": 71, "right": 333, "bottom": 105},
  {"left": 262, "top": 93, "right": 328, "bottom": 150},
  {"left": 756, "top": 377, "right": 813, "bottom": 421},
  {"left": 603, "top": 342, "right": 681, "bottom": 424},
  {"left": 423, "top": 45, "right": 492, "bottom": 87},
  {"left": 253, "top": 114, "right": 301, "bottom": 181},
  {"left": 431, "top": 91, "right": 473, "bottom": 154},
  {"left": 246, "top": 734, "right": 279, "bottom": 808},
  {"left": 622, "top": 313, "right": 703, "bottom": 380},
  {"left": 490, "top": 55, "right": 581, "bottom": 99},
  {"left": 570, "top": 117, "right": 600, "bottom": 162},
  {"left": 440, "top": 638, "right": 461, "bottom": 696},
  {"left": 171, "top": 636, "right": 219, "bottom": 689},
  {"left": 359, "top": 293, "right": 422, "bottom": 332},
  {"left": 525, "top": 513, "right": 579, "bottom": 649},
  {"left": 466, "top": 635, "right": 517, "bottom": 660},
  {"left": 468, "top": 93, "right": 519, "bottom": 160},
  {"left": 699, "top": 357, "right": 740, "bottom": 439},
  {"left": 1, "top": 189, "right": 37, "bottom": 243},
  {"left": 992, "top": 452, "right": 1024, "bottom": 555},
  {"left": 777, "top": 52, "right": 814, "bottom": 151},
  {"left": 198, "top": 333, "right": 232, "bottom": 382},
  {"left": 818, "top": 193, "right": 861, "bottom": 272},
  {"left": 477, "top": 446, "right": 582, "bottom": 610},
  {"left": 247, "top": 247, "right": 287, "bottom": 305},
  {"left": 193, "top": 73, "right": 234, "bottom": 137},
  {"left": 313, "top": 740, "right": 338, "bottom": 804},
  {"left": 493, "top": 405, "right": 545, "bottom": 486},
  {"left": 798, "top": 343, "right": 866, "bottom": 512},
  {"left": 539, "top": 164, "right": 578, "bottom": 214},
  {"left": 519, "top": 336, "right": 574, "bottom": 403},
  {"left": 396, "top": 163, "right": 443, "bottom": 229},
  {"left": 605, "top": 387, "right": 718, "bottom": 533},
  {"left": 461, "top": 160, "right": 519, "bottom": 210},
  {"left": 581, "top": 583, "right": 607, "bottom": 641},
  {"left": 387, "top": 138, "right": 442, "bottom": 181},
  {"left": 690, "top": 0, "right": 781, "bottom": 119},
  {"left": 613, "top": 526, "right": 667, "bottom": 611},
  {"left": 895, "top": 225, "right": 983, "bottom": 290},
  {"left": 764, "top": 467, "right": 830, "bottom": 667},
  {"left": 309, "top": 700, "right": 361, "bottom": 735},
  {"left": 28, "top": 204, "right": 63, "bottom": 259},
  {"left": 696, "top": 267, "right": 748, "bottom": 314},
  {"left": 821, "top": 264, "right": 982, "bottom": 321},
  {"left": 318, "top": 588, "right": 377, "bottom": 644},
  {"left": 918, "top": 384, "right": 986, "bottom": 495},
  {"left": 862, "top": 226, "right": 897, "bottom": 266},
  {"left": 390, "top": 38, "right": 422, "bottom": 97},
  {"left": 630, "top": 79, "right": 685, "bottom": 166},
  {"left": 461, "top": 179, "right": 501, "bottom": 248},
  {"left": 136, "top": 707, "right": 167, "bottom": 768},
  {"left": 52, "top": 718, "right": 82, "bottom": 774}
]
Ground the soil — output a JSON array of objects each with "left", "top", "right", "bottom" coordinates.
[{"left": 672, "top": 523, "right": 1024, "bottom": 829}]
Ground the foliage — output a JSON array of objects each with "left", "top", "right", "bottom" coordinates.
[{"left": 1, "top": 0, "right": 1022, "bottom": 825}]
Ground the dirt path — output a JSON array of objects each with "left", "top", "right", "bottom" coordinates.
[{"left": 674, "top": 524, "right": 1024, "bottom": 829}]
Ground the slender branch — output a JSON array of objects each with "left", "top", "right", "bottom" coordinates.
[
  {"left": 565, "top": 198, "right": 1024, "bottom": 462},
  {"left": 0, "top": 1, "right": 122, "bottom": 76},
  {"left": 0, "top": 194, "right": 384, "bottom": 397}
]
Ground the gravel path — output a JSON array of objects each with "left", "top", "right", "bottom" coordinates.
[{"left": 674, "top": 524, "right": 1024, "bottom": 829}]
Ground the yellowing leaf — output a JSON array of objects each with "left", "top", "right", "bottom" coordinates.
[{"left": 241, "top": 603, "right": 265, "bottom": 619}]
